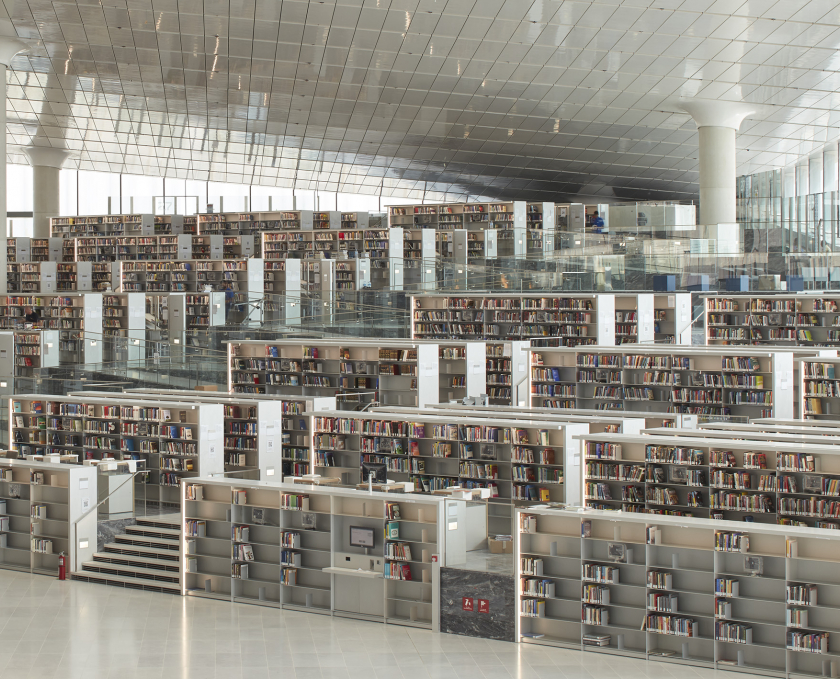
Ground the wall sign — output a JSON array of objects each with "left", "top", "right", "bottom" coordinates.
[
  {"left": 462, "top": 597, "right": 474, "bottom": 612},
  {"left": 478, "top": 599, "right": 490, "bottom": 614}
]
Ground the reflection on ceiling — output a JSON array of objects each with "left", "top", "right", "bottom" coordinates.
[{"left": 4, "top": 0, "right": 840, "bottom": 202}]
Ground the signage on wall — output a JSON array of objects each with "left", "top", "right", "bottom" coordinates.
[
  {"left": 462, "top": 597, "right": 474, "bottom": 612},
  {"left": 478, "top": 599, "right": 490, "bottom": 614}
]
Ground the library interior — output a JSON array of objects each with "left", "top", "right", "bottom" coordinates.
[{"left": 5, "top": 1, "right": 840, "bottom": 678}]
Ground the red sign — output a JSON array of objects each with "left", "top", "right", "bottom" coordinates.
[
  {"left": 462, "top": 597, "right": 474, "bottom": 612},
  {"left": 478, "top": 599, "right": 490, "bottom": 614}
]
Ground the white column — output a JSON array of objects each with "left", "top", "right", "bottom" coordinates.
[
  {"left": 679, "top": 101, "right": 755, "bottom": 227},
  {"left": 0, "top": 36, "right": 27, "bottom": 294},
  {"left": 824, "top": 145, "right": 838, "bottom": 195},
  {"left": 22, "top": 146, "right": 71, "bottom": 238}
]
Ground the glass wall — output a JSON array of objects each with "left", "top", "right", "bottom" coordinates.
[{"left": 5, "top": 165, "right": 448, "bottom": 236}]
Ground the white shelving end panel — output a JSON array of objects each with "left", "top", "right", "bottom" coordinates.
[
  {"left": 209, "top": 235, "right": 224, "bottom": 260},
  {"left": 243, "top": 258, "right": 264, "bottom": 325},
  {"left": 47, "top": 238, "right": 64, "bottom": 262},
  {"left": 419, "top": 230, "right": 436, "bottom": 291},
  {"left": 40, "top": 262, "right": 57, "bottom": 294},
  {"left": 15, "top": 238, "right": 31, "bottom": 262},
  {"left": 417, "top": 343, "right": 441, "bottom": 408},
  {"left": 205, "top": 291, "right": 225, "bottom": 326},
  {"left": 484, "top": 229, "right": 499, "bottom": 259},
  {"left": 139, "top": 214, "right": 156, "bottom": 235},
  {"left": 388, "top": 226, "right": 404, "bottom": 291},
  {"left": 674, "top": 293, "right": 692, "bottom": 344},
  {"left": 452, "top": 230, "right": 468, "bottom": 265},
  {"left": 508, "top": 340, "right": 531, "bottom": 407},
  {"left": 125, "top": 292, "right": 146, "bottom": 361},
  {"left": 284, "top": 258, "right": 302, "bottom": 326},
  {"left": 465, "top": 341, "right": 487, "bottom": 399},
  {"left": 67, "top": 464, "right": 98, "bottom": 572},
  {"left": 595, "top": 294, "right": 616, "bottom": 346},
  {"left": 299, "top": 211, "right": 314, "bottom": 230},
  {"left": 542, "top": 203, "right": 557, "bottom": 254},
  {"left": 257, "top": 400, "right": 284, "bottom": 481},
  {"left": 319, "top": 260, "right": 336, "bottom": 325},
  {"left": 168, "top": 215, "right": 185, "bottom": 234},
  {"left": 198, "top": 403, "right": 225, "bottom": 477},
  {"left": 82, "top": 293, "right": 103, "bottom": 364},
  {"left": 309, "top": 396, "right": 337, "bottom": 411},
  {"left": 0, "top": 332, "right": 15, "bottom": 390},
  {"left": 619, "top": 418, "right": 646, "bottom": 436},
  {"left": 356, "top": 257, "right": 371, "bottom": 288},
  {"left": 176, "top": 235, "right": 192, "bottom": 260},
  {"left": 772, "top": 351, "right": 795, "bottom": 420},
  {"left": 75, "top": 262, "right": 93, "bottom": 292},
  {"left": 168, "top": 293, "right": 187, "bottom": 359},
  {"left": 636, "top": 293, "right": 655, "bottom": 343},
  {"left": 562, "top": 422, "right": 589, "bottom": 506},
  {"left": 327, "top": 211, "right": 342, "bottom": 229},
  {"left": 41, "top": 330, "right": 60, "bottom": 368}
]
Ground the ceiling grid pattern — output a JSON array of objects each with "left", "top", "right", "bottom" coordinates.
[{"left": 1, "top": 0, "right": 839, "bottom": 202}]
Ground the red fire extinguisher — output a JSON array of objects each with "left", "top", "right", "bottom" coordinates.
[{"left": 58, "top": 552, "right": 66, "bottom": 580}]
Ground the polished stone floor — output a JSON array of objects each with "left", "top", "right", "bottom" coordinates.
[{"left": 0, "top": 569, "right": 761, "bottom": 679}]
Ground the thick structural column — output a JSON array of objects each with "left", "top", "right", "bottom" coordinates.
[
  {"left": 0, "top": 36, "right": 27, "bottom": 294},
  {"left": 679, "top": 100, "right": 755, "bottom": 227},
  {"left": 22, "top": 147, "right": 71, "bottom": 238}
]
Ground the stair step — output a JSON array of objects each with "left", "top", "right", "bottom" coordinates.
[
  {"left": 125, "top": 525, "right": 180, "bottom": 538},
  {"left": 114, "top": 535, "right": 179, "bottom": 550},
  {"left": 136, "top": 518, "right": 180, "bottom": 530},
  {"left": 72, "top": 572, "right": 180, "bottom": 594},
  {"left": 102, "top": 543, "right": 180, "bottom": 561},
  {"left": 81, "top": 561, "right": 180, "bottom": 584},
  {"left": 91, "top": 553, "right": 180, "bottom": 572}
]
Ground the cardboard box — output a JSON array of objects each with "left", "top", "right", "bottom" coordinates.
[
  {"left": 194, "top": 385, "right": 218, "bottom": 391},
  {"left": 488, "top": 538, "right": 513, "bottom": 554}
]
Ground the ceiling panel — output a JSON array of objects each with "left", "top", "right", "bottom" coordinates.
[{"left": 3, "top": 0, "right": 840, "bottom": 202}]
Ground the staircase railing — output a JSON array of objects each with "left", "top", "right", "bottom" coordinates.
[{"left": 71, "top": 468, "right": 152, "bottom": 576}]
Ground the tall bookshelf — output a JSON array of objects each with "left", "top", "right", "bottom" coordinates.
[
  {"left": 438, "top": 342, "right": 486, "bottom": 403},
  {"left": 182, "top": 480, "right": 451, "bottom": 628},
  {"left": 403, "top": 229, "right": 436, "bottom": 290},
  {"left": 411, "top": 293, "right": 616, "bottom": 347},
  {"left": 517, "top": 506, "right": 840, "bottom": 678},
  {"left": 655, "top": 294, "right": 692, "bottom": 344},
  {"left": 408, "top": 402, "right": 684, "bottom": 430},
  {"left": 116, "top": 388, "right": 336, "bottom": 480},
  {"left": 486, "top": 341, "right": 531, "bottom": 405},
  {"left": 198, "top": 211, "right": 315, "bottom": 235},
  {"left": 12, "top": 330, "right": 59, "bottom": 377},
  {"left": 580, "top": 431, "right": 840, "bottom": 527},
  {"left": 10, "top": 395, "right": 224, "bottom": 504},
  {"left": 799, "top": 357, "right": 840, "bottom": 419},
  {"left": 526, "top": 202, "right": 556, "bottom": 256},
  {"left": 227, "top": 339, "right": 441, "bottom": 408},
  {"left": 528, "top": 346, "right": 801, "bottom": 419},
  {"left": 0, "top": 460, "right": 96, "bottom": 575},
  {"left": 7, "top": 238, "right": 62, "bottom": 263},
  {"left": 50, "top": 214, "right": 155, "bottom": 238},
  {"left": 103, "top": 293, "right": 146, "bottom": 361},
  {"left": 46, "top": 293, "right": 103, "bottom": 365},
  {"left": 7, "top": 262, "right": 59, "bottom": 294},
  {"left": 702, "top": 293, "right": 840, "bottom": 346},
  {"left": 308, "top": 409, "right": 587, "bottom": 532}
]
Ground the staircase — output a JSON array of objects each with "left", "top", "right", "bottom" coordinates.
[{"left": 73, "top": 516, "right": 181, "bottom": 594}]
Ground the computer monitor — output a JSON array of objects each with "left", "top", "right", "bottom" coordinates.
[
  {"left": 349, "top": 526, "right": 375, "bottom": 549},
  {"left": 361, "top": 461, "right": 387, "bottom": 484}
]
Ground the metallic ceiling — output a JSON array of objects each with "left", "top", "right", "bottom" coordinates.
[{"left": 3, "top": 0, "right": 840, "bottom": 203}]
